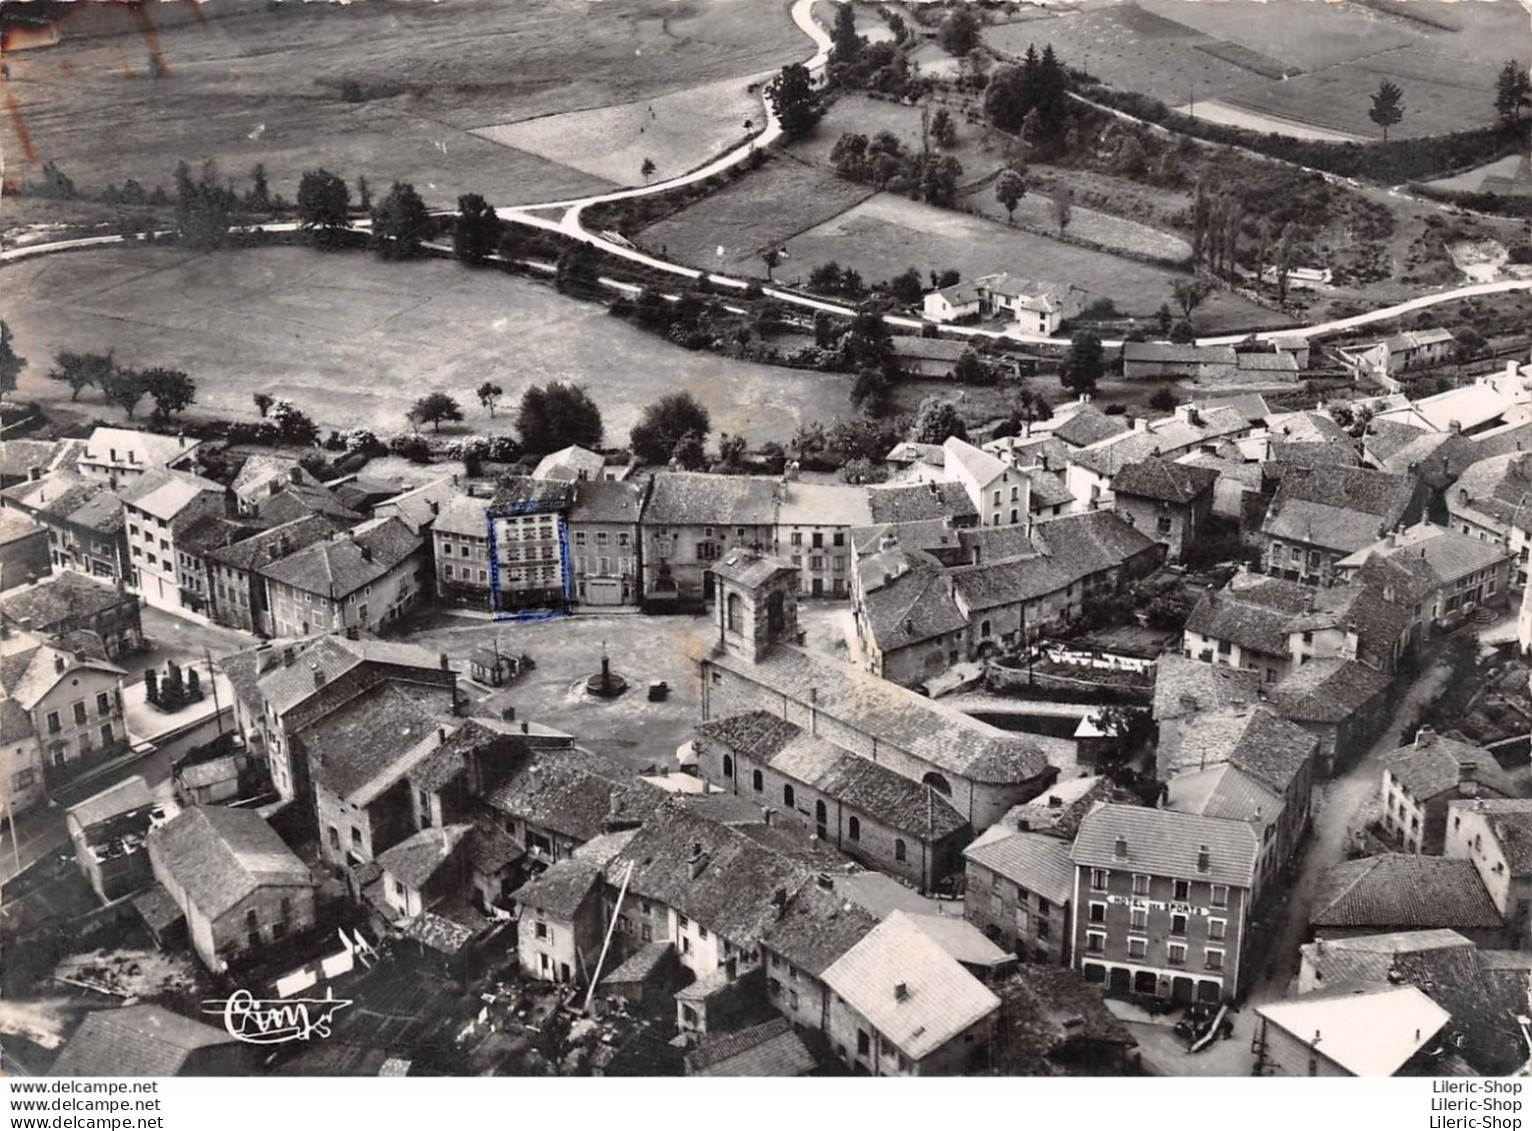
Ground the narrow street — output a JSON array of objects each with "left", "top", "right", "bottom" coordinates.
[{"left": 1245, "top": 658, "right": 1453, "bottom": 1007}]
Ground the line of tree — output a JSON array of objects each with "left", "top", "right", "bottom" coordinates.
[
  {"left": 984, "top": 44, "right": 1071, "bottom": 154},
  {"left": 45, "top": 350, "right": 196, "bottom": 424}
]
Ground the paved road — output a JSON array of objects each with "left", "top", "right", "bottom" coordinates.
[{"left": 1245, "top": 659, "right": 1451, "bottom": 1007}]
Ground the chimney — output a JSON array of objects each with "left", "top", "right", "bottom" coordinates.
[
  {"left": 688, "top": 843, "right": 709, "bottom": 880},
  {"left": 27, "top": 465, "right": 41, "bottom": 482},
  {"left": 1448, "top": 420, "right": 1461, "bottom": 435},
  {"left": 1416, "top": 725, "right": 1435, "bottom": 749},
  {"left": 53, "top": 653, "right": 66, "bottom": 674},
  {"left": 311, "top": 662, "right": 326, "bottom": 689},
  {"left": 177, "top": 431, "right": 186, "bottom": 448},
  {"left": 1197, "top": 844, "right": 1211, "bottom": 873},
  {"left": 1133, "top": 417, "right": 1149, "bottom": 433},
  {"left": 359, "top": 544, "right": 373, "bottom": 563},
  {"left": 809, "top": 686, "right": 818, "bottom": 735},
  {"left": 816, "top": 872, "right": 834, "bottom": 891},
  {"left": 1113, "top": 836, "right": 1128, "bottom": 860},
  {"left": 283, "top": 646, "right": 295, "bottom": 667},
  {"left": 438, "top": 726, "right": 447, "bottom": 743},
  {"left": 1459, "top": 760, "right": 1480, "bottom": 798},
  {"left": 520, "top": 721, "right": 529, "bottom": 734},
  {"left": 288, "top": 466, "right": 303, "bottom": 484},
  {"left": 439, "top": 652, "right": 450, "bottom": 671},
  {"left": 1047, "top": 794, "right": 1063, "bottom": 809},
  {"left": 894, "top": 982, "right": 910, "bottom": 1002}
]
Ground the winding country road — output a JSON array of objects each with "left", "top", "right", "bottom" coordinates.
[{"left": 4, "top": 0, "right": 1531, "bottom": 352}]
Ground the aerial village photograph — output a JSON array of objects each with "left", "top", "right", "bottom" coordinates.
[{"left": 4, "top": 0, "right": 1532, "bottom": 1095}]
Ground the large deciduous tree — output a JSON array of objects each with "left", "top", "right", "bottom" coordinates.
[
  {"left": 371, "top": 182, "right": 432, "bottom": 259},
  {"left": 1060, "top": 329, "right": 1104, "bottom": 394},
  {"left": 453, "top": 193, "right": 501, "bottom": 265},
  {"left": 0, "top": 320, "right": 24, "bottom": 404},
  {"left": 631, "top": 392, "right": 711, "bottom": 466},
  {"left": 141, "top": 367, "right": 197, "bottom": 424},
  {"left": 909, "top": 396, "right": 967, "bottom": 445},
  {"left": 994, "top": 167, "right": 1026, "bottom": 223},
  {"left": 936, "top": 7, "right": 979, "bottom": 56},
  {"left": 407, "top": 391, "right": 464, "bottom": 432},
  {"left": 766, "top": 63, "right": 823, "bottom": 140},
  {"left": 476, "top": 381, "right": 504, "bottom": 418},
  {"left": 297, "top": 168, "right": 352, "bottom": 248},
  {"left": 516, "top": 382, "right": 604, "bottom": 456},
  {"left": 48, "top": 350, "right": 112, "bottom": 401}
]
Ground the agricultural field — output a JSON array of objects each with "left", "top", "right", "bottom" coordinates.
[
  {"left": 470, "top": 72, "right": 772, "bottom": 188},
  {"left": 1, "top": 245, "right": 857, "bottom": 444},
  {"left": 812, "top": 0, "right": 896, "bottom": 44},
  {"left": 0, "top": 0, "right": 807, "bottom": 210},
  {"left": 986, "top": 0, "right": 1517, "bottom": 142},
  {"left": 1422, "top": 154, "right": 1529, "bottom": 194},
  {"left": 960, "top": 183, "right": 1191, "bottom": 264},
  {"left": 637, "top": 156, "right": 876, "bottom": 275},
  {"left": 776, "top": 193, "right": 1285, "bottom": 332}
]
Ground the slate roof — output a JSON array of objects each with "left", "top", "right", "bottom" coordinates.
[
  {"left": 1158, "top": 705, "right": 1316, "bottom": 791},
  {"left": 49, "top": 1006, "right": 241, "bottom": 1077},
  {"left": 257, "top": 517, "right": 420, "bottom": 598},
  {"left": 1269, "top": 657, "right": 1391, "bottom": 723},
  {"left": 430, "top": 494, "right": 490, "bottom": 538},
  {"left": 511, "top": 857, "right": 603, "bottom": 920},
  {"left": 1111, "top": 458, "right": 1217, "bottom": 505},
  {"left": 302, "top": 683, "right": 446, "bottom": 803},
  {"left": 865, "top": 481, "right": 978, "bottom": 525},
  {"left": 568, "top": 479, "right": 646, "bottom": 525},
  {"left": 147, "top": 807, "right": 310, "bottom": 921},
  {"left": 777, "top": 481, "right": 874, "bottom": 528},
  {"left": 490, "top": 476, "right": 576, "bottom": 512},
  {"left": 532, "top": 445, "right": 606, "bottom": 482},
  {"left": 66, "top": 776, "right": 155, "bottom": 830},
  {"left": 963, "top": 828, "right": 1076, "bottom": 906},
  {"left": 1070, "top": 803, "right": 1260, "bottom": 888},
  {"left": 684, "top": 1016, "right": 816, "bottom": 1077},
  {"left": 119, "top": 467, "right": 223, "bottom": 522},
  {"left": 1339, "top": 523, "right": 1514, "bottom": 587},
  {"left": 1382, "top": 731, "right": 1516, "bottom": 803},
  {"left": 1450, "top": 452, "right": 1532, "bottom": 528},
  {"left": 1153, "top": 655, "right": 1260, "bottom": 721},
  {"left": 1068, "top": 432, "right": 1164, "bottom": 478},
  {"left": 1389, "top": 945, "right": 1527, "bottom": 1076},
  {"left": 1270, "top": 464, "right": 1418, "bottom": 525},
  {"left": 1254, "top": 984, "right": 1449, "bottom": 1077},
  {"left": 1448, "top": 799, "right": 1532, "bottom": 872},
  {"left": 821, "top": 911, "right": 1001, "bottom": 1061},
  {"left": 706, "top": 712, "right": 969, "bottom": 839},
  {"left": 711, "top": 549, "right": 797, "bottom": 591},
  {"left": 1300, "top": 929, "right": 1474, "bottom": 989},
  {"left": 856, "top": 552, "right": 969, "bottom": 653},
  {"left": 373, "top": 475, "right": 458, "bottom": 533},
  {"left": 256, "top": 484, "right": 363, "bottom": 526},
  {"left": 1123, "top": 343, "right": 1236, "bottom": 367},
  {"left": 642, "top": 472, "right": 777, "bottom": 526},
  {"left": 1269, "top": 441, "right": 1361, "bottom": 471},
  {"left": 1028, "top": 508, "right": 1159, "bottom": 576},
  {"left": 1052, "top": 405, "right": 1131, "bottom": 449},
  {"left": 1365, "top": 419, "right": 1431, "bottom": 465},
  {"left": 1311, "top": 856, "right": 1502, "bottom": 930},
  {"left": 761, "top": 882, "right": 881, "bottom": 977},
  {"left": 376, "top": 824, "right": 471, "bottom": 890},
  {"left": 707, "top": 645, "right": 1062, "bottom": 785},
  {"left": 1024, "top": 468, "right": 1074, "bottom": 510},
  {"left": 1165, "top": 762, "right": 1281, "bottom": 825}
]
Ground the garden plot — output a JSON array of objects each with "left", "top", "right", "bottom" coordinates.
[{"left": 471, "top": 72, "right": 773, "bottom": 188}]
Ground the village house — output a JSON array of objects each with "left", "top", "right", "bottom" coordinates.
[
  {"left": 567, "top": 479, "right": 647, "bottom": 608},
  {"left": 989, "top": 965, "right": 1138, "bottom": 1076},
  {"left": 1047, "top": 402, "right": 1131, "bottom": 452},
  {"left": 2, "top": 472, "right": 130, "bottom": 584},
  {"left": 1070, "top": 804, "right": 1261, "bottom": 1003},
  {"left": 120, "top": 468, "right": 228, "bottom": 615},
  {"left": 371, "top": 474, "right": 458, "bottom": 535},
  {"left": 204, "top": 515, "right": 339, "bottom": 634},
  {"left": 372, "top": 822, "right": 481, "bottom": 931},
  {"left": 1110, "top": 458, "right": 1217, "bottom": 562},
  {"left": 430, "top": 494, "right": 492, "bottom": 610},
  {"left": 1379, "top": 727, "right": 1519, "bottom": 855},
  {"left": 640, "top": 471, "right": 777, "bottom": 607},
  {"left": 963, "top": 823, "right": 1077, "bottom": 965},
  {"left": 0, "top": 626, "right": 127, "bottom": 794},
  {"left": 77, "top": 427, "right": 202, "bottom": 489},
  {"left": 1295, "top": 928, "right": 1474, "bottom": 995},
  {"left": 1265, "top": 656, "right": 1393, "bottom": 775},
  {"left": 0, "top": 438, "right": 80, "bottom": 492},
  {"left": 1260, "top": 465, "right": 1425, "bottom": 587},
  {"left": 760, "top": 881, "right": 880, "bottom": 1033},
  {"left": 1063, "top": 431, "right": 1163, "bottom": 514},
  {"left": 0, "top": 508, "right": 50, "bottom": 589},
  {"left": 772, "top": 480, "right": 872, "bottom": 599},
  {"left": 217, "top": 635, "right": 456, "bottom": 804},
  {"left": 1310, "top": 855, "right": 1506, "bottom": 946},
  {"left": 147, "top": 806, "right": 316, "bottom": 972},
  {"left": 683, "top": 1017, "right": 816, "bottom": 1077},
  {"left": 1338, "top": 522, "right": 1514, "bottom": 646},
  {"left": 1, "top": 689, "right": 45, "bottom": 816},
  {"left": 532, "top": 444, "right": 631, "bottom": 484},
  {"left": 820, "top": 911, "right": 1000, "bottom": 1076},
  {"left": 48, "top": 1005, "right": 253, "bottom": 1077},
  {"left": 1376, "top": 366, "right": 1532, "bottom": 437},
  {"left": 701, "top": 552, "right": 1062, "bottom": 831},
  {"left": 922, "top": 279, "right": 982, "bottom": 323},
  {"left": 1447, "top": 451, "right": 1532, "bottom": 556},
  {"left": 977, "top": 273, "right": 1080, "bottom": 334},
  {"left": 692, "top": 710, "right": 971, "bottom": 893},
  {"left": 1121, "top": 343, "right": 1238, "bottom": 382},
  {"left": 65, "top": 776, "right": 169, "bottom": 902},
  {"left": 1342, "top": 329, "right": 1457, "bottom": 380},
  {"left": 487, "top": 477, "right": 575, "bottom": 612},
  {"left": 512, "top": 857, "right": 606, "bottom": 985},
  {"left": 0, "top": 571, "right": 142, "bottom": 659},
  {"left": 257, "top": 518, "right": 424, "bottom": 637},
  {"left": 1254, "top": 985, "right": 1450, "bottom": 1077},
  {"left": 865, "top": 480, "right": 979, "bottom": 527},
  {"left": 1444, "top": 798, "right": 1532, "bottom": 948},
  {"left": 887, "top": 335, "right": 972, "bottom": 379}
]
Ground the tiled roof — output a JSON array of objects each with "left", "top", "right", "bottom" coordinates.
[
  {"left": 1067, "top": 431, "right": 1163, "bottom": 478},
  {"left": 82, "top": 427, "right": 199, "bottom": 470},
  {"left": 707, "top": 645, "right": 1061, "bottom": 785},
  {"left": 257, "top": 517, "right": 421, "bottom": 598},
  {"left": 762, "top": 882, "right": 880, "bottom": 977},
  {"left": 1270, "top": 464, "right": 1419, "bottom": 526},
  {"left": 1164, "top": 762, "right": 1281, "bottom": 825},
  {"left": 1070, "top": 803, "right": 1260, "bottom": 888},
  {"left": 710, "top": 549, "right": 797, "bottom": 591},
  {"left": 601, "top": 938, "right": 676, "bottom": 987},
  {"left": 0, "top": 507, "right": 43, "bottom": 547},
  {"left": 49, "top": 1006, "right": 240, "bottom": 1077},
  {"left": 1340, "top": 523, "right": 1513, "bottom": 587},
  {"left": 1024, "top": 468, "right": 1074, "bottom": 510},
  {"left": 857, "top": 552, "right": 969, "bottom": 652},
  {"left": 641, "top": 472, "right": 777, "bottom": 526},
  {"left": 373, "top": 475, "right": 458, "bottom": 534},
  {"left": 568, "top": 479, "right": 646, "bottom": 525},
  {"left": 1152, "top": 655, "right": 1260, "bottom": 721},
  {"left": 1002, "top": 775, "right": 1123, "bottom": 841},
  {"left": 993, "top": 966, "right": 1134, "bottom": 1073},
  {"left": 821, "top": 911, "right": 1000, "bottom": 1061},
  {"left": 490, "top": 476, "right": 576, "bottom": 511},
  {"left": 255, "top": 484, "right": 363, "bottom": 526},
  {"left": 865, "top": 481, "right": 977, "bottom": 524},
  {"left": 376, "top": 824, "right": 471, "bottom": 890},
  {"left": 1235, "top": 351, "right": 1299, "bottom": 373},
  {"left": 1123, "top": 343, "right": 1236, "bottom": 366},
  {"left": 1265, "top": 498, "right": 1393, "bottom": 554},
  {"left": 430, "top": 494, "right": 489, "bottom": 538},
  {"left": 1383, "top": 731, "right": 1516, "bottom": 803},
  {"left": 964, "top": 828, "right": 1076, "bottom": 905},
  {"left": 1158, "top": 705, "right": 1315, "bottom": 787},
  {"left": 1300, "top": 929, "right": 1474, "bottom": 989},
  {"left": 777, "top": 481, "right": 873, "bottom": 528},
  {"left": 684, "top": 1016, "right": 815, "bottom": 1077},
  {"left": 1, "top": 571, "right": 129, "bottom": 629},
  {"left": 468, "top": 818, "right": 525, "bottom": 875},
  {"left": 944, "top": 437, "right": 1009, "bottom": 487},
  {"left": 1028, "top": 509, "right": 1159, "bottom": 577},
  {"left": 904, "top": 913, "right": 1012, "bottom": 968},
  {"left": 1194, "top": 394, "right": 1271, "bottom": 425},
  {"left": 1184, "top": 577, "right": 1313, "bottom": 656},
  {"left": 1389, "top": 945, "right": 1526, "bottom": 1075},
  {"left": 1365, "top": 419, "right": 1431, "bottom": 464},
  {"left": 511, "top": 857, "right": 603, "bottom": 920},
  {"left": 1052, "top": 406, "right": 1130, "bottom": 449},
  {"left": 532, "top": 445, "right": 606, "bottom": 482},
  {"left": 302, "top": 683, "right": 447, "bottom": 803},
  {"left": 485, "top": 750, "right": 664, "bottom": 844},
  {"left": 1110, "top": 458, "right": 1217, "bottom": 505},
  {"left": 1269, "top": 441, "right": 1360, "bottom": 470},
  {"left": 1448, "top": 799, "right": 1532, "bottom": 872},
  {"left": 147, "top": 807, "right": 310, "bottom": 920},
  {"left": 119, "top": 467, "right": 223, "bottom": 521},
  {"left": 0, "top": 438, "right": 62, "bottom": 480},
  {"left": 0, "top": 631, "right": 125, "bottom": 710},
  {"left": 1254, "top": 984, "right": 1448, "bottom": 1077},
  {"left": 206, "top": 514, "right": 340, "bottom": 572},
  {"left": 251, "top": 634, "right": 440, "bottom": 717},
  {"left": 1450, "top": 452, "right": 1532, "bottom": 529},
  {"left": 890, "top": 335, "right": 970, "bottom": 363},
  {"left": 66, "top": 776, "right": 155, "bottom": 830},
  {"left": 695, "top": 711, "right": 967, "bottom": 840},
  {"left": 1311, "top": 856, "right": 1502, "bottom": 930},
  {"left": 849, "top": 518, "right": 960, "bottom": 558},
  {"left": 1270, "top": 657, "right": 1390, "bottom": 723}
]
